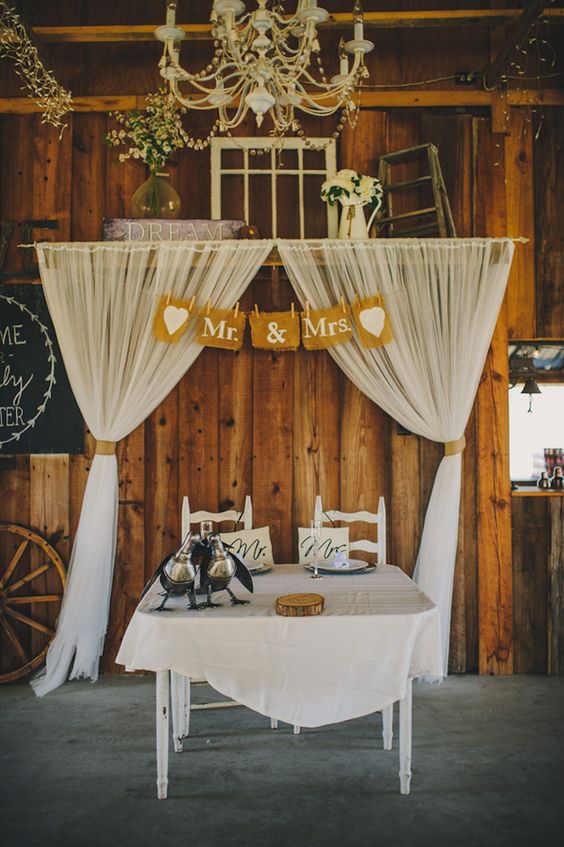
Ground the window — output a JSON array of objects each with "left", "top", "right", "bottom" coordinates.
[
  {"left": 508, "top": 342, "right": 564, "bottom": 483},
  {"left": 210, "top": 137, "right": 337, "bottom": 239}
]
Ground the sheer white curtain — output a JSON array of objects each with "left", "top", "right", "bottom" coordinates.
[
  {"left": 32, "top": 240, "right": 273, "bottom": 696},
  {"left": 279, "top": 238, "right": 515, "bottom": 673}
]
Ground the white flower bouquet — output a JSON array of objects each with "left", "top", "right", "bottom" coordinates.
[
  {"left": 320, "top": 169, "right": 384, "bottom": 212},
  {"left": 106, "top": 88, "right": 191, "bottom": 172}
]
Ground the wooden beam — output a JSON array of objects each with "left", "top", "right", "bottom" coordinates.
[
  {"left": 2, "top": 89, "right": 564, "bottom": 115},
  {"left": 483, "top": 0, "right": 547, "bottom": 90},
  {"left": 474, "top": 117, "right": 514, "bottom": 675},
  {"left": 505, "top": 109, "right": 536, "bottom": 338},
  {"left": 29, "top": 9, "right": 563, "bottom": 43}
]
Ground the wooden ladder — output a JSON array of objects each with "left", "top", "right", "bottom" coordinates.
[{"left": 375, "top": 143, "right": 456, "bottom": 238}]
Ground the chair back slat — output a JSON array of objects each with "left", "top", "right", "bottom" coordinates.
[{"left": 181, "top": 495, "right": 253, "bottom": 535}]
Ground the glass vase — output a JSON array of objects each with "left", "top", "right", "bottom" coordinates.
[{"left": 130, "top": 171, "right": 181, "bottom": 219}]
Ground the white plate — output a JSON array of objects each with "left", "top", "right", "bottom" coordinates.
[
  {"left": 247, "top": 564, "right": 272, "bottom": 575},
  {"left": 304, "top": 559, "right": 370, "bottom": 574}
]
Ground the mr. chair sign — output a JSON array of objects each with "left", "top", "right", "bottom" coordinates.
[{"left": 0, "top": 285, "right": 83, "bottom": 454}]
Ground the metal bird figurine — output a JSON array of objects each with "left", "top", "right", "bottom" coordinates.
[
  {"left": 141, "top": 530, "right": 204, "bottom": 611},
  {"left": 198, "top": 532, "right": 253, "bottom": 607}
]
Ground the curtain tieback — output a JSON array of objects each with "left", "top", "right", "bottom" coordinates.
[
  {"left": 95, "top": 440, "right": 117, "bottom": 455},
  {"left": 444, "top": 435, "right": 465, "bottom": 456}
]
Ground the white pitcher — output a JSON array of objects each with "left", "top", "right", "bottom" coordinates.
[{"left": 338, "top": 201, "right": 370, "bottom": 239}]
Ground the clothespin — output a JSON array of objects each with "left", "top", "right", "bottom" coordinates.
[
  {"left": 165, "top": 290, "right": 172, "bottom": 305},
  {"left": 340, "top": 295, "right": 346, "bottom": 314},
  {"left": 234, "top": 301, "right": 240, "bottom": 319},
  {"left": 306, "top": 300, "right": 310, "bottom": 318},
  {"left": 254, "top": 304, "right": 259, "bottom": 318},
  {"left": 188, "top": 295, "right": 195, "bottom": 313},
  {"left": 291, "top": 302, "right": 295, "bottom": 318},
  {"left": 206, "top": 298, "right": 211, "bottom": 315}
]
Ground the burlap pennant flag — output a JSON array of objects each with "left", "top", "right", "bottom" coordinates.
[
  {"left": 153, "top": 295, "right": 194, "bottom": 343},
  {"left": 351, "top": 293, "right": 393, "bottom": 348},
  {"left": 197, "top": 306, "right": 246, "bottom": 350},
  {"left": 301, "top": 303, "right": 353, "bottom": 350},
  {"left": 249, "top": 308, "right": 300, "bottom": 351}
]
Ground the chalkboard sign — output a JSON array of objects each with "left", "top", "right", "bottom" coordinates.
[{"left": 0, "top": 284, "right": 84, "bottom": 454}]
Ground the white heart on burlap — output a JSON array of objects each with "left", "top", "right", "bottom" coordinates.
[
  {"left": 163, "top": 305, "right": 189, "bottom": 335},
  {"left": 359, "top": 306, "right": 386, "bottom": 337}
]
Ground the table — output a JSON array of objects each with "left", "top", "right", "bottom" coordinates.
[{"left": 117, "top": 563, "right": 442, "bottom": 799}]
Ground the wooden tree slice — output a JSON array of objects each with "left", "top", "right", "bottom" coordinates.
[
  {"left": 0, "top": 523, "right": 66, "bottom": 683},
  {"left": 275, "top": 593, "right": 325, "bottom": 617}
]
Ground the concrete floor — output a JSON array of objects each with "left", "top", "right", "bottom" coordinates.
[{"left": 1, "top": 675, "right": 563, "bottom": 847}]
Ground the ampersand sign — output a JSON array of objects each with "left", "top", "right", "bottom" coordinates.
[{"left": 249, "top": 310, "right": 300, "bottom": 351}]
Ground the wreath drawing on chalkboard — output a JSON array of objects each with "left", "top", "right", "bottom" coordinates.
[{"left": 0, "top": 295, "right": 56, "bottom": 450}]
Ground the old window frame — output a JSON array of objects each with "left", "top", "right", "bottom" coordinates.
[{"left": 210, "top": 137, "right": 338, "bottom": 239}]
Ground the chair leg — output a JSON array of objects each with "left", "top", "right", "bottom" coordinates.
[
  {"left": 382, "top": 703, "right": 393, "bottom": 750},
  {"left": 293, "top": 724, "right": 301, "bottom": 735},
  {"left": 270, "top": 718, "right": 278, "bottom": 729},
  {"left": 399, "top": 679, "right": 413, "bottom": 795}
]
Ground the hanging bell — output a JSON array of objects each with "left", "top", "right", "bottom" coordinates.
[{"left": 521, "top": 378, "right": 541, "bottom": 396}]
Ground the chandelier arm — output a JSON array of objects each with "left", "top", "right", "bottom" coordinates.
[
  {"left": 271, "top": 39, "right": 313, "bottom": 65},
  {"left": 287, "top": 71, "right": 357, "bottom": 96},
  {"left": 272, "top": 97, "right": 295, "bottom": 131},
  {"left": 168, "top": 79, "right": 226, "bottom": 110},
  {"left": 292, "top": 49, "right": 363, "bottom": 89},
  {"left": 219, "top": 92, "right": 250, "bottom": 128},
  {"left": 298, "top": 83, "right": 356, "bottom": 103}
]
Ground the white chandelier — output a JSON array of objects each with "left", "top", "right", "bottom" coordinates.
[{"left": 155, "top": 0, "right": 374, "bottom": 138}]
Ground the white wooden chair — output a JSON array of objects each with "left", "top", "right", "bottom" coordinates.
[
  {"left": 170, "top": 496, "right": 252, "bottom": 752},
  {"left": 314, "top": 494, "right": 387, "bottom": 564},
  {"left": 283, "top": 495, "right": 392, "bottom": 746}
]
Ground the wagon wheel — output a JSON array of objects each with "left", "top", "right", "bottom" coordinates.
[{"left": 0, "top": 523, "right": 66, "bottom": 683}]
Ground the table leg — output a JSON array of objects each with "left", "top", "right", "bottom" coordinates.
[
  {"left": 382, "top": 703, "right": 393, "bottom": 750},
  {"left": 183, "top": 674, "right": 191, "bottom": 738},
  {"left": 399, "top": 678, "right": 412, "bottom": 795},
  {"left": 170, "top": 671, "right": 184, "bottom": 753},
  {"left": 156, "top": 670, "right": 170, "bottom": 800}
]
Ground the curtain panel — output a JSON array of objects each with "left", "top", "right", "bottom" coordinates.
[
  {"left": 279, "top": 238, "right": 515, "bottom": 673},
  {"left": 32, "top": 240, "right": 273, "bottom": 696}
]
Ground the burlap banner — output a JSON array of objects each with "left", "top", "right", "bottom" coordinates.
[
  {"left": 351, "top": 293, "right": 393, "bottom": 348},
  {"left": 154, "top": 295, "right": 393, "bottom": 351},
  {"left": 197, "top": 306, "right": 246, "bottom": 350},
  {"left": 153, "top": 294, "right": 194, "bottom": 343},
  {"left": 249, "top": 308, "right": 300, "bottom": 351},
  {"left": 301, "top": 303, "right": 353, "bottom": 350}
]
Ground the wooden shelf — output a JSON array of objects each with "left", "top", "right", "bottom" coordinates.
[{"left": 511, "top": 489, "right": 564, "bottom": 497}]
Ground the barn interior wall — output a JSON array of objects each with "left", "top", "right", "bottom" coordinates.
[{"left": 0, "top": 3, "right": 562, "bottom": 676}]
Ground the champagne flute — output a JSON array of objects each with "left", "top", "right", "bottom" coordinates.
[{"left": 309, "top": 519, "right": 323, "bottom": 579}]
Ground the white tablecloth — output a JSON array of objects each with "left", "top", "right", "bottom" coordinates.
[{"left": 116, "top": 564, "right": 442, "bottom": 727}]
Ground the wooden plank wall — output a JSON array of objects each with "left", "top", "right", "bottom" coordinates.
[{"left": 0, "top": 105, "right": 562, "bottom": 676}]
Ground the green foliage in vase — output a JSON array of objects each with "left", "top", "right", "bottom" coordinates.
[{"left": 105, "top": 88, "right": 191, "bottom": 172}]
